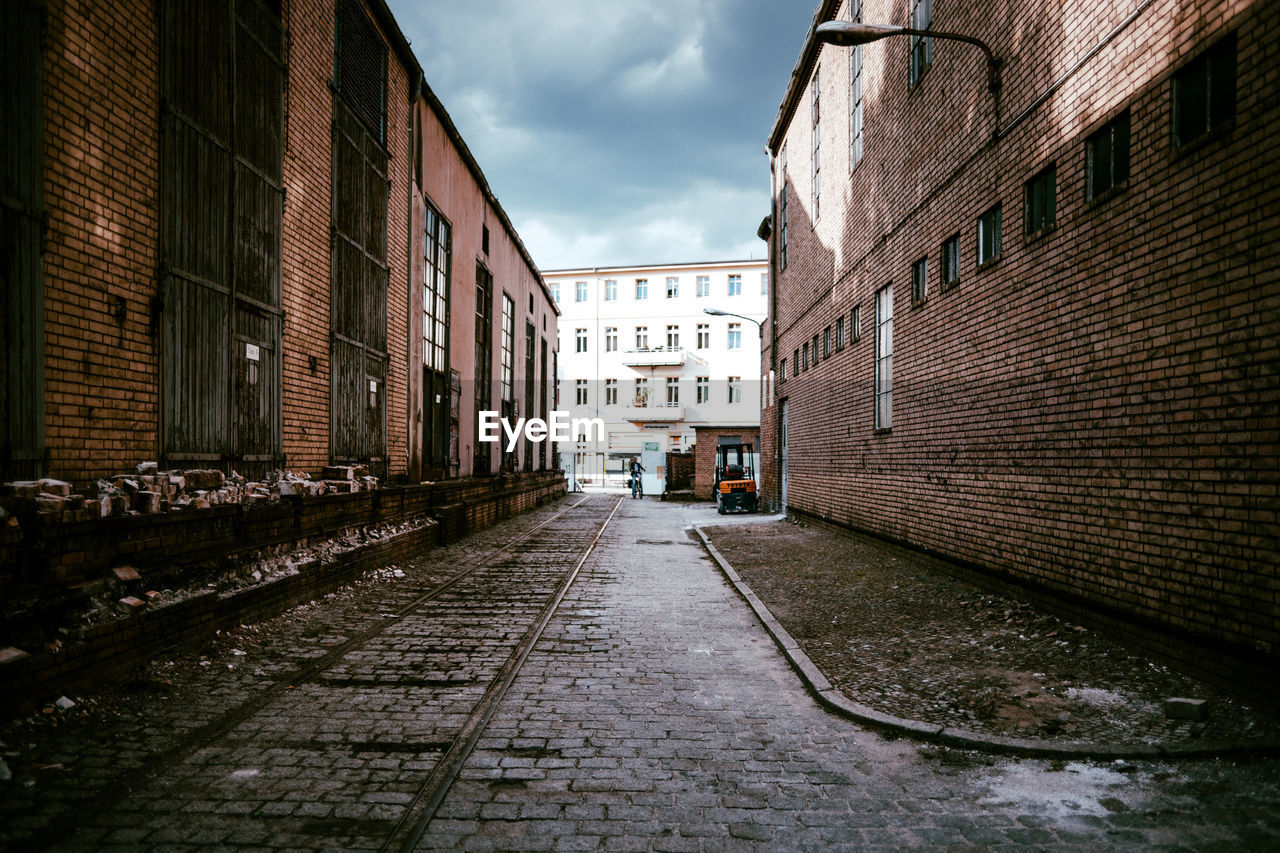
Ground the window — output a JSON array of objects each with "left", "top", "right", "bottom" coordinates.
[
  {"left": 728, "top": 323, "right": 742, "bottom": 350},
  {"left": 728, "top": 274, "right": 742, "bottom": 296},
  {"left": 912, "top": 257, "right": 929, "bottom": 305},
  {"left": 800, "top": 344, "right": 808, "bottom": 371},
  {"left": 1173, "top": 34, "right": 1236, "bottom": 150},
  {"left": 605, "top": 379, "right": 618, "bottom": 405},
  {"left": 666, "top": 276, "right": 679, "bottom": 298},
  {"left": 575, "top": 281, "right": 588, "bottom": 302},
  {"left": 851, "top": 305, "right": 862, "bottom": 341},
  {"left": 423, "top": 202, "right": 451, "bottom": 374},
  {"left": 941, "top": 234, "right": 960, "bottom": 289},
  {"left": 575, "top": 328, "right": 588, "bottom": 353},
  {"left": 550, "top": 282, "right": 560, "bottom": 303},
  {"left": 761, "top": 272, "right": 769, "bottom": 294},
  {"left": 696, "top": 376, "right": 710, "bottom": 404},
  {"left": 696, "top": 275, "right": 710, "bottom": 297},
  {"left": 835, "top": 315, "right": 845, "bottom": 350},
  {"left": 605, "top": 327, "right": 617, "bottom": 352},
  {"left": 604, "top": 279, "right": 618, "bottom": 301},
  {"left": 875, "top": 285, "right": 893, "bottom": 430},
  {"left": 812, "top": 66, "right": 821, "bottom": 220},
  {"left": 1024, "top": 165, "right": 1056, "bottom": 235},
  {"left": 666, "top": 377, "right": 679, "bottom": 406},
  {"left": 909, "top": 0, "right": 932, "bottom": 87},
  {"left": 812, "top": 335, "right": 819, "bottom": 367},
  {"left": 1087, "top": 111, "right": 1130, "bottom": 201},
  {"left": 500, "top": 294, "right": 515, "bottom": 404},
  {"left": 697, "top": 323, "right": 710, "bottom": 349},
  {"left": 978, "top": 204, "right": 1002, "bottom": 266},
  {"left": 794, "top": 348, "right": 801, "bottom": 374},
  {"left": 482, "top": 224, "right": 490, "bottom": 256},
  {"left": 780, "top": 358, "right": 787, "bottom": 382},
  {"left": 635, "top": 326, "right": 648, "bottom": 349},
  {"left": 635, "top": 278, "right": 648, "bottom": 300},
  {"left": 634, "top": 378, "right": 649, "bottom": 406},
  {"left": 823, "top": 327, "right": 832, "bottom": 358},
  {"left": 666, "top": 324, "right": 679, "bottom": 348},
  {"left": 575, "top": 379, "right": 588, "bottom": 406},
  {"left": 850, "top": 0, "right": 865, "bottom": 169},
  {"left": 728, "top": 376, "right": 741, "bottom": 404}
]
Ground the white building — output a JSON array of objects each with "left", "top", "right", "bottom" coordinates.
[{"left": 543, "top": 260, "right": 768, "bottom": 486}]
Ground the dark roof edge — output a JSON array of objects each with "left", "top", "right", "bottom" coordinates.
[
  {"left": 766, "top": 0, "right": 842, "bottom": 155},
  {"left": 367, "top": 0, "right": 557, "bottom": 315}
]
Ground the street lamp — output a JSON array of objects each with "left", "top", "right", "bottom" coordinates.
[
  {"left": 703, "top": 307, "right": 763, "bottom": 337},
  {"left": 815, "top": 20, "right": 1001, "bottom": 95}
]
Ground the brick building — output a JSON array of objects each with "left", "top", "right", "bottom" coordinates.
[
  {"left": 0, "top": 0, "right": 556, "bottom": 486},
  {"left": 762, "top": 0, "right": 1278, "bottom": 692}
]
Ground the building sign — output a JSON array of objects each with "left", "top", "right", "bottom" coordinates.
[{"left": 644, "top": 441, "right": 660, "bottom": 452}]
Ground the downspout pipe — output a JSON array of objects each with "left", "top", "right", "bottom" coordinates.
[{"left": 407, "top": 68, "right": 423, "bottom": 481}]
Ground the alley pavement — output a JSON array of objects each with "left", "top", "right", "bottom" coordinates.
[{"left": 1, "top": 494, "right": 1279, "bottom": 850}]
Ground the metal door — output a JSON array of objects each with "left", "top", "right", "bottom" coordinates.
[{"left": 780, "top": 400, "right": 789, "bottom": 509}]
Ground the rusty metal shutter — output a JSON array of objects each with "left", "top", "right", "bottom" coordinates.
[
  {"left": 160, "top": 0, "right": 283, "bottom": 477},
  {"left": 335, "top": 0, "right": 388, "bottom": 145},
  {"left": 0, "top": 0, "right": 45, "bottom": 479}
]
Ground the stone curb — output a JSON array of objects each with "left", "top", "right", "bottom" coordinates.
[{"left": 693, "top": 525, "right": 1280, "bottom": 761}]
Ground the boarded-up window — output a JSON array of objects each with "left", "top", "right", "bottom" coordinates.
[
  {"left": 1, "top": 0, "right": 45, "bottom": 479},
  {"left": 160, "top": 0, "right": 284, "bottom": 477},
  {"left": 330, "top": 0, "right": 389, "bottom": 474},
  {"left": 335, "top": 0, "right": 388, "bottom": 145}
]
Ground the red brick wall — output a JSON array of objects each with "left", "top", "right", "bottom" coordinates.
[
  {"left": 765, "top": 0, "right": 1280, "bottom": 670},
  {"left": 38, "top": 0, "right": 418, "bottom": 484},
  {"left": 41, "top": 0, "right": 160, "bottom": 484},
  {"left": 693, "top": 428, "right": 760, "bottom": 499}
]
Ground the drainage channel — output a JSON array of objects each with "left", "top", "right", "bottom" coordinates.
[{"left": 37, "top": 494, "right": 611, "bottom": 852}]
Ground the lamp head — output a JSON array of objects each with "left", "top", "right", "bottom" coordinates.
[
  {"left": 815, "top": 21, "right": 904, "bottom": 46},
  {"left": 703, "top": 308, "right": 728, "bottom": 316}
]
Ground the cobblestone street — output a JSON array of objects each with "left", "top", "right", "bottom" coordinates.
[{"left": 2, "top": 495, "right": 1279, "bottom": 851}]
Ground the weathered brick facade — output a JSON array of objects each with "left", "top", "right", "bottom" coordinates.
[
  {"left": 693, "top": 427, "right": 761, "bottom": 500},
  {"left": 763, "top": 0, "right": 1279, "bottom": 691},
  {"left": 10, "top": 0, "right": 554, "bottom": 488}
]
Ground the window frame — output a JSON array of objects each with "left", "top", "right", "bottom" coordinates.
[
  {"left": 941, "top": 233, "right": 960, "bottom": 289},
  {"left": 911, "top": 256, "right": 929, "bottom": 305},
  {"left": 977, "top": 204, "right": 1003, "bottom": 268},
  {"left": 1172, "top": 33, "right": 1237, "bottom": 152},
  {"left": 1086, "top": 110, "right": 1130, "bottom": 202},
  {"left": 1024, "top": 165, "right": 1057, "bottom": 237}
]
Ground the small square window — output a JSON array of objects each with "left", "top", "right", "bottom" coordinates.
[
  {"left": 1024, "top": 165, "right": 1056, "bottom": 235},
  {"left": 978, "top": 204, "right": 1002, "bottom": 267},
  {"left": 1087, "top": 111, "right": 1130, "bottom": 201},
  {"left": 1173, "top": 34, "right": 1236, "bottom": 150},
  {"left": 911, "top": 257, "right": 929, "bottom": 305}
]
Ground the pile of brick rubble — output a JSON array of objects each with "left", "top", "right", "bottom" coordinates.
[{"left": 0, "top": 464, "right": 379, "bottom": 524}]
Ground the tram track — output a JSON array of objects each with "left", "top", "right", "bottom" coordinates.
[{"left": 33, "top": 493, "right": 623, "bottom": 852}]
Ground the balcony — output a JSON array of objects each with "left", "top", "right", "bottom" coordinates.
[
  {"left": 622, "top": 402, "right": 684, "bottom": 423},
  {"left": 619, "top": 346, "right": 686, "bottom": 367}
]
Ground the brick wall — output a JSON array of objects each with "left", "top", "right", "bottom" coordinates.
[
  {"left": 0, "top": 471, "right": 566, "bottom": 717},
  {"left": 764, "top": 0, "right": 1279, "bottom": 686},
  {"left": 693, "top": 428, "right": 761, "bottom": 499},
  {"left": 37, "top": 0, "right": 426, "bottom": 482},
  {"left": 41, "top": 0, "right": 160, "bottom": 484}
]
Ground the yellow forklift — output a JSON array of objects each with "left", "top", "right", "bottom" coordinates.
[{"left": 714, "top": 439, "right": 757, "bottom": 514}]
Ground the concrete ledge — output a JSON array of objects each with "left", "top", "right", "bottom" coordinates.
[{"left": 694, "top": 524, "right": 1280, "bottom": 761}]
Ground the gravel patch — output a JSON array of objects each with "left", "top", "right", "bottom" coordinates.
[{"left": 703, "top": 518, "right": 1280, "bottom": 748}]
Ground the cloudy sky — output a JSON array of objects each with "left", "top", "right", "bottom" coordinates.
[{"left": 386, "top": 1, "right": 819, "bottom": 271}]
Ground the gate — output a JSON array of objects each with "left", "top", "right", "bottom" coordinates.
[{"left": 159, "top": 0, "right": 284, "bottom": 478}]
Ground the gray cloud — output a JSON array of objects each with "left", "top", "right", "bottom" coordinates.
[{"left": 390, "top": 0, "right": 818, "bottom": 268}]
